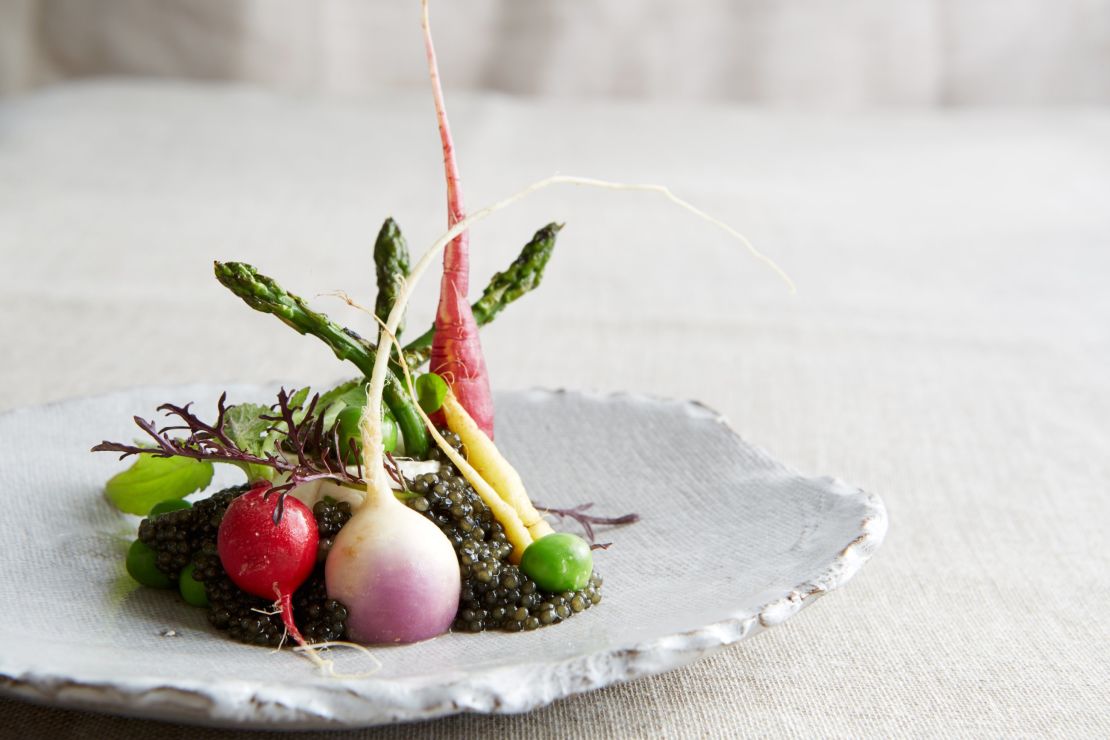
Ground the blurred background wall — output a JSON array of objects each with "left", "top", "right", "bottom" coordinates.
[{"left": 1, "top": 0, "right": 1109, "bottom": 105}]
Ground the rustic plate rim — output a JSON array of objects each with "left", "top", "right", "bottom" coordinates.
[{"left": 0, "top": 384, "right": 887, "bottom": 729}]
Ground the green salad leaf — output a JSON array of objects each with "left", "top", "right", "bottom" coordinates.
[
  {"left": 317, "top": 378, "right": 367, "bottom": 429},
  {"left": 289, "top": 386, "right": 312, "bottom": 415},
  {"left": 94, "top": 388, "right": 368, "bottom": 498},
  {"left": 105, "top": 455, "right": 214, "bottom": 515},
  {"left": 221, "top": 390, "right": 315, "bottom": 481},
  {"left": 223, "top": 402, "right": 281, "bottom": 482},
  {"left": 317, "top": 379, "right": 364, "bottom": 408},
  {"left": 224, "top": 403, "right": 274, "bottom": 456}
]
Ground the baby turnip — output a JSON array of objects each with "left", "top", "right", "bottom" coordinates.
[
  {"left": 217, "top": 482, "right": 319, "bottom": 646},
  {"left": 325, "top": 481, "right": 460, "bottom": 644}
]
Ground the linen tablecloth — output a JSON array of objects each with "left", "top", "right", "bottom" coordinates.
[
  {"left": 1, "top": 81, "right": 1107, "bottom": 737},
  {"left": 5, "top": 0, "right": 1110, "bottom": 105}
]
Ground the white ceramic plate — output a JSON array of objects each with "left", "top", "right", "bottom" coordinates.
[{"left": 0, "top": 385, "right": 885, "bottom": 729}]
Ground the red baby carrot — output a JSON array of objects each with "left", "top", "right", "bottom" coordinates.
[{"left": 421, "top": 0, "right": 496, "bottom": 438}]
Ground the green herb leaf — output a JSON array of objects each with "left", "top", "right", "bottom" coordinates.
[
  {"left": 318, "top": 379, "right": 368, "bottom": 430},
  {"left": 93, "top": 388, "right": 368, "bottom": 493},
  {"left": 289, "top": 386, "right": 311, "bottom": 411},
  {"left": 223, "top": 403, "right": 274, "bottom": 456},
  {"left": 222, "top": 402, "right": 280, "bottom": 482},
  {"left": 318, "top": 378, "right": 367, "bottom": 409},
  {"left": 105, "top": 455, "right": 214, "bottom": 515}
]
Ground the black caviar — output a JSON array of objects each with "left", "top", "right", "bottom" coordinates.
[
  {"left": 136, "top": 507, "right": 194, "bottom": 580},
  {"left": 313, "top": 497, "right": 352, "bottom": 565},
  {"left": 138, "top": 436, "right": 601, "bottom": 643},
  {"left": 137, "top": 485, "right": 249, "bottom": 580},
  {"left": 407, "top": 430, "right": 603, "bottom": 633}
]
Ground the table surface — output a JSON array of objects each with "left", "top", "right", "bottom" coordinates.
[{"left": 1, "top": 81, "right": 1108, "bottom": 738}]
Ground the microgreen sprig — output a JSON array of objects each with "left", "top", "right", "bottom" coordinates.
[{"left": 92, "top": 389, "right": 367, "bottom": 504}]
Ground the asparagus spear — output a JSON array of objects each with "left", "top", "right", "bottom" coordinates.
[
  {"left": 373, "top": 218, "right": 410, "bottom": 337},
  {"left": 214, "top": 223, "right": 558, "bottom": 450},
  {"left": 213, "top": 261, "right": 429, "bottom": 458},
  {"left": 472, "top": 222, "right": 561, "bottom": 324},
  {"left": 402, "top": 222, "right": 562, "bottom": 361}
]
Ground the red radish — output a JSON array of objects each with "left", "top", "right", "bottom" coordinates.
[
  {"left": 218, "top": 482, "right": 319, "bottom": 647},
  {"left": 421, "top": 0, "right": 496, "bottom": 439}
]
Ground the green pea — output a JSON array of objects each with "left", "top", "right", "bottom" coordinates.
[
  {"left": 150, "top": 499, "right": 192, "bottom": 516},
  {"left": 416, "top": 373, "right": 448, "bottom": 414},
  {"left": 336, "top": 406, "right": 362, "bottom": 461},
  {"left": 178, "top": 563, "right": 209, "bottom": 607},
  {"left": 125, "top": 539, "right": 173, "bottom": 589},
  {"left": 337, "top": 405, "right": 397, "bottom": 460},
  {"left": 520, "top": 533, "right": 593, "bottom": 592}
]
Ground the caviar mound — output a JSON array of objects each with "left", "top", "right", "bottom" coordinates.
[
  {"left": 313, "top": 497, "right": 351, "bottom": 565},
  {"left": 137, "top": 446, "right": 602, "bottom": 643},
  {"left": 408, "top": 431, "right": 603, "bottom": 633},
  {"left": 137, "top": 485, "right": 249, "bottom": 581},
  {"left": 136, "top": 506, "right": 194, "bottom": 580}
]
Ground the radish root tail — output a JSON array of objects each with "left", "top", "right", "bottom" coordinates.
[{"left": 292, "top": 642, "right": 383, "bottom": 680}]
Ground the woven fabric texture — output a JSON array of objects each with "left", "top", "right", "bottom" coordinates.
[
  {"left": 0, "top": 82, "right": 1107, "bottom": 738},
  {"left": 3, "top": 0, "right": 1110, "bottom": 105}
]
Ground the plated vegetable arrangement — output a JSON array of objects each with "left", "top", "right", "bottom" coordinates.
[
  {"left": 93, "top": 0, "right": 788, "bottom": 662},
  {"left": 94, "top": 1, "right": 634, "bottom": 657}
]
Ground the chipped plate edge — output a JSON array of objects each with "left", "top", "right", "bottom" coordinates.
[{"left": 0, "top": 386, "right": 888, "bottom": 729}]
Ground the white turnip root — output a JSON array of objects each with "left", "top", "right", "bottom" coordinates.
[{"left": 325, "top": 482, "right": 460, "bottom": 644}]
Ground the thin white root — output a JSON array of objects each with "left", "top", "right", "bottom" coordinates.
[
  {"left": 548, "top": 175, "right": 796, "bottom": 293},
  {"left": 279, "top": 627, "right": 347, "bottom": 676},
  {"left": 321, "top": 289, "right": 373, "bottom": 314},
  {"left": 251, "top": 606, "right": 283, "bottom": 617},
  {"left": 363, "top": 173, "right": 794, "bottom": 484},
  {"left": 277, "top": 589, "right": 354, "bottom": 675},
  {"left": 292, "top": 641, "right": 383, "bottom": 679},
  {"left": 256, "top": 597, "right": 336, "bottom": 675},
  {"left": 377, "top": 316, "right": 534, "bottom": 561}
]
